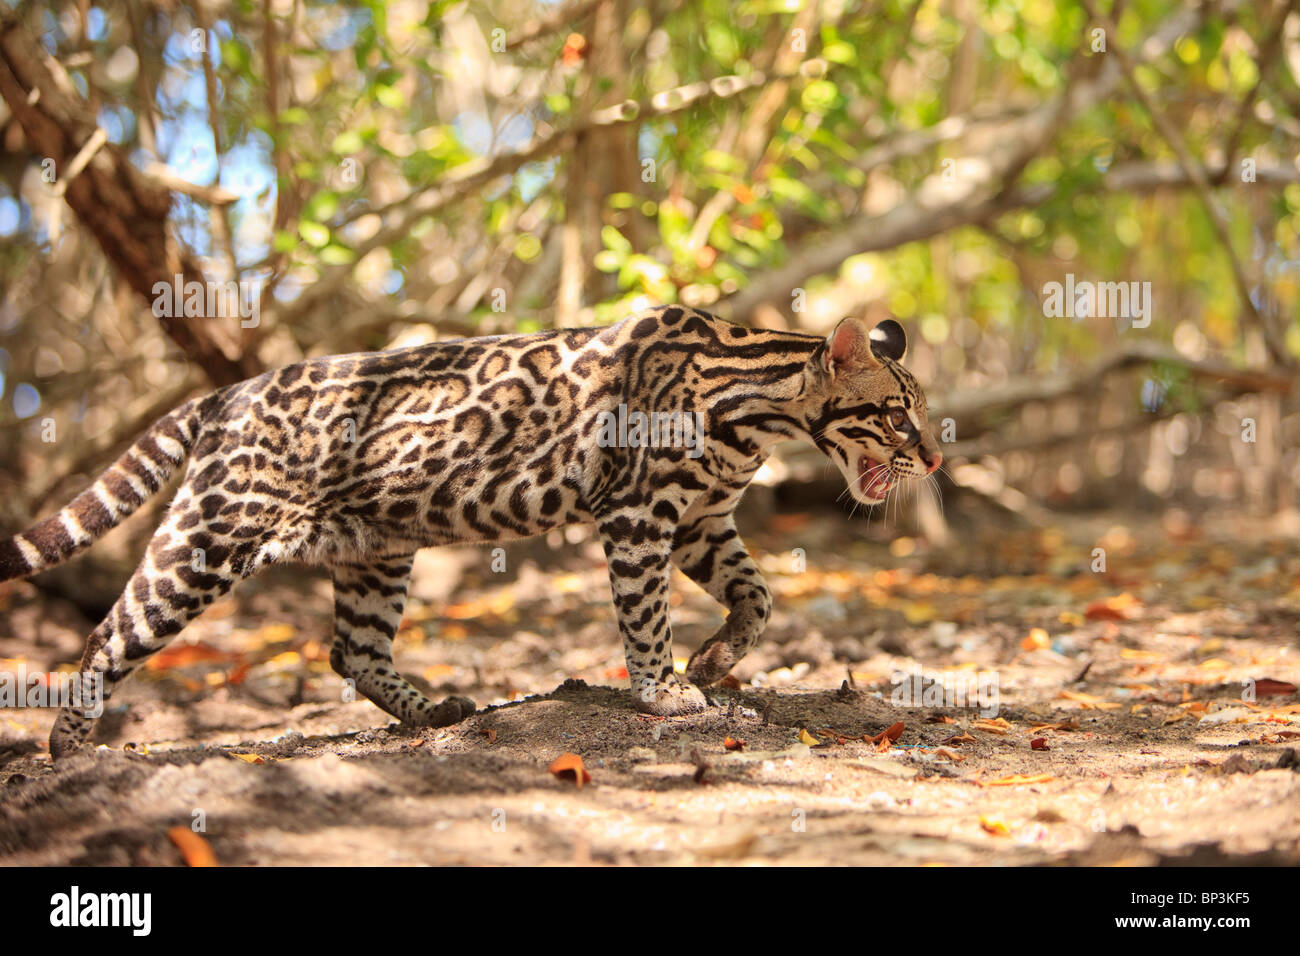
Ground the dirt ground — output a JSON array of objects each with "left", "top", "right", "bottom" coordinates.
[{"left": 1, "top": 502, "right": 1298, "bottom": 866}]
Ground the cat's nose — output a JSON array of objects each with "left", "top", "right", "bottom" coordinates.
[{"left": 921, "top": 451, "right": 942, "bottom": 474}]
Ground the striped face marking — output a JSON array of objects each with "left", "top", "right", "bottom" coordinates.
[{"left": 807, "top": 317, "right": 942, "bottom": 505}]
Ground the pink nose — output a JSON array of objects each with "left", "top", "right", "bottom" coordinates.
[{"left": 922, "top": 451, "right": 942, "bottom": 474}]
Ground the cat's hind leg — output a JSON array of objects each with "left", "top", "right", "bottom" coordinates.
[
  {"left": 48, "top": 510, "right": 247, "bottom": 758},
  {"left": 329, "top": 558, "right": 475, "bottom": 727}
]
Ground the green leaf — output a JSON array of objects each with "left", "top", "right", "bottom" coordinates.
[{"left": 298, "top": 221, "right": 331, "bottom": 248}]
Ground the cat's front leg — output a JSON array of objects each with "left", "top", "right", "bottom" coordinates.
[
  {"left": 597, "top": 514, "right": 707, "bottom": 717},
  {"left": 672, "top": 512, "right": 772, "bottom": 687}
]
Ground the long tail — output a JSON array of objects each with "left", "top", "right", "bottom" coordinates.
[{"left": 0, "top": 397, "right": 208, "bottom": 582}]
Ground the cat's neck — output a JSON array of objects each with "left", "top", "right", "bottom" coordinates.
[{"left": 702, "top": 328, "right": 822, "bottom": 456}]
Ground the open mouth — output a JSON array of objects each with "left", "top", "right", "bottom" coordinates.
[{"left": 857, "top": 456, "right": 894, "bottom": 500}]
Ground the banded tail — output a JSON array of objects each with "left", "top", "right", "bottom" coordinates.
[{"left": 0, "top": 398, "right": 206, "bottom": 582}]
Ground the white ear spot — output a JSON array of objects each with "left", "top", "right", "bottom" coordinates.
[{"left": 868, "top": 319, "right": 907, "bottom": 362}]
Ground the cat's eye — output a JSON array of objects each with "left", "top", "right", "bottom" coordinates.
[{"left": 888, "top": 408, "right": 908, "bottom": 430}]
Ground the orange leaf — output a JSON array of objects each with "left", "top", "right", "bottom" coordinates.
[
  {"left": 979, "top": 816, "right": 1011, "bottom": 836},
  {"left": 1255, "top": 679, "right": 1298, "bottom": 697},
  {"left": 1057, "top": 689, "right": 1121, "bottom": 710},
  {"left": 869, "top": 721, "right": 905, "bottom": 745},
  {"left": 560, "top": 32, "right": 587, "bottom": 65},
  {"left": 226, "top": 661, "right": 250, "bottom": 685},
  {"left": 168, "top": 827, "right": 218, "bottom": 867},
  {"left": 147, "top": 642, "right": 234, "bottom": 670},
  {"left": 984, "top": 773, "right": 1054, "bottom": 787},
  {"left": 1030, "top": 737, "right": 1050, "bottom": 751},
  {"left": 1085, "top": 593, "right": 1141, "bottom": 621},
  {"left": 730, "top": 183, "right": 756, "bottom": 204},
  {"left": 723, "top": 736, "right": 745, "bottom": 751},
  {"left": 549, "top": 752, "right": 591, "bottom": 787},
  {"left": 1021, "top": 628, "right": 1050, "bottom": 651},
  {"left": 945, "top": 732, "right": 976, "bottom": 745}
]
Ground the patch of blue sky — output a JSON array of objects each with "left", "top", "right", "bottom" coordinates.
[
  {"left": 452, "top": 111, "right": 493, "bottom": 155},
  {"left": 97, "top": 104, "right": 136, "bottom": 145},
  {"left": 0, "top": 194, "right": 23, "bottom": 239},
  {"left": 317, "top": 5, "right": 370, "bottom": 52},
  {"left": 515, "top": 160, "right": 555, "bottom": 203},
  {"left": 13, "top": 382, "right": 40, "bottom": 419},
  {"left": 498, "top": 112, "right": 535, "bottom": 150},
  {"left": 160, "top": 114, "right": 219, "bottom": 186},
  {"left": 639, "top": 122, "right": 669, "bottom": 161},
  {"left": 86, "top": 6, "right": 108, "bottom": 41}
]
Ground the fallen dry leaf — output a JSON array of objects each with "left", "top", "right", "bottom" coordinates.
[
  {"left": 1057, "top": 689, "right": 1121, "bottom": 710},
  {"left": 1030, "top": 737, "right": 1050, "bottom": 751},
  {"left": 147, "top": 642, "right": 235, "bottom": 670},
  {"left": 723, "top": 736, "right": 745, "bottom": 751},
  {"left": 1030, "top": 720, "right": 1080, "bottom": 733},
  {"left": 1021, "top": 628, "right": 1050, "bottom": 651},
  {"left": 168, "top": 827, "right": 218, "bottom": 867},
  {"left": 549, "top": 752, "right": 591, "bottom": 787},
  {"left": 984, "top": 773, "right": 1055, "bottom": 787},
  {"left": 869, "top": 721, "right": 905, "bottom": 745},
  {"left": 1254, "top": 679, "right": 1298, "bottom": 697},
  {"left": 230, "top": 752, "right": 265, "bottom": 764},
  {"left": 979, "top": 815, "right": 1011, "bottom": 836},
  {"left": 1084, "top": 593, "right": 1141, "bottom": 622},
  {"left": 798, "top": 728, "right": 822, "bottom": 746}
]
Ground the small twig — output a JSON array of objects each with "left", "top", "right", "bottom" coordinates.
[
  {"left": 50, "top": 126, "right": 106, "bottom": 198},
  {"left": 142, "top": 163, "right": 239, "bottom": 205}
]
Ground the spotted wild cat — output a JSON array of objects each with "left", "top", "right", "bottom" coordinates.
[{"left": 0, "top": 305, "right": 942, "bottom": 757}]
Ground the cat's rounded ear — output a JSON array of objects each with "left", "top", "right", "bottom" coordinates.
[
  {"left": 821, "top": 317, "right": 879, "bottom": 379},
  {"left": 869, "top": 318, "right": 907, "bottom": 362}
]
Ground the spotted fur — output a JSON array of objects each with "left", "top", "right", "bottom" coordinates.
[{"left": 0, "top": 306, "right": 940, "bottom": 757}]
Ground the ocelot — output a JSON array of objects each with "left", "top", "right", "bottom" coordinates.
[{"left": 0, "top": 305, "right": 942, "bottom": 757}]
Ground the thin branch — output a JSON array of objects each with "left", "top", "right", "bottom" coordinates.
[
  {"left": 1080, "top": 0, "right": 1293, "bottom": 367},
  {"left": 935, "top": 340, "right": 1294, "bottom": 427},
  {"left": 504, "top": 0, "right": 603, "bottom": 52},
  {"left": 1215, "top": 0, "right": 1297, "bottom": 184},
  {"left": 720, "top": 5, "right": 1203, "bottom": 322},
  {"left": 194, "top": 0, "right": 238, "bottom": 282},
  {"left": 274, "top": 59, "right": 834, "bottom": 328}
]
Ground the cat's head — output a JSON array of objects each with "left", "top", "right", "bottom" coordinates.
[{"left": 803, "top": 317, "right": 942, "bottom": 507}]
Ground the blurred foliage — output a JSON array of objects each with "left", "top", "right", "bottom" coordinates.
[{"left": 0, "top": 0, "right": 1297, "bottom": 514}]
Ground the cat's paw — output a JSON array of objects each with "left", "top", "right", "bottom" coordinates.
[
  {"left": 431, "top": 695, "right": 476, "bottom": 726},
  {"left": 633, "top": 678, "right": 707, "bottom": 716},
  {"left": 405, "top": 694, "right": 476, "bottom": 727},
  {"left": 684, "top": 639, "right": 738, "bottom": 687}
]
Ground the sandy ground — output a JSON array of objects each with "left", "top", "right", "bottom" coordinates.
[{"left": 1, "top": 506, "right": 1297, "bottom": 866}]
